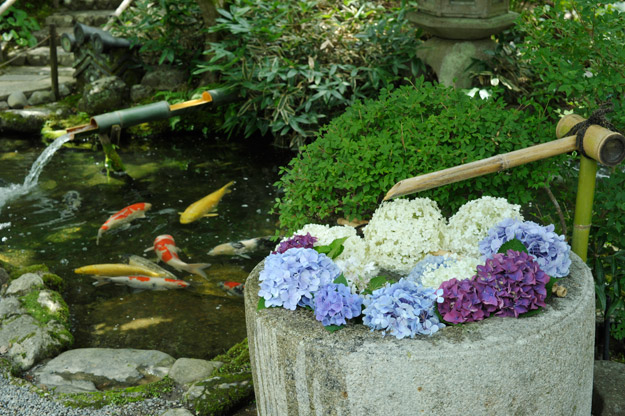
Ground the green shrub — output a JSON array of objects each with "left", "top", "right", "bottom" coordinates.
[
  {"left": 274, "top": 78, "right": 565, "bottom": 233},
  {"left": 476, "top": 1, "right": 625, "bottom": 125},
  {"left": 109, "top": 0, "right": 205, "bottom": 68},
  {"left": 196, "top": 0, "right": 424, "bottom": 147},
  {"left": 0, "top": 7, "right": 40, "bottom": 48}
]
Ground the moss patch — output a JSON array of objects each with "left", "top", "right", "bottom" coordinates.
[
  {"left": 18, "top": 290, "right": 70, "bottom": 328},
  {"left": 191, "top": 373, "right": 254, "bottom": 416},
  {"left": 9, "top": 264, "right": 49, "bottom": 281},
  {"left": 42, "top": 273, "right": 65, "bottom": 292},
  {"left": 58, "top": 376, "right": 177, "bottom": 409},
  {"left": 211, "top": 338, "right": 251, "bottom": 375}
]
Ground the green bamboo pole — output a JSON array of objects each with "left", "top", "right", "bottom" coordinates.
[{"left": 571, "top": 155, "right": 598, "bottom": 262}]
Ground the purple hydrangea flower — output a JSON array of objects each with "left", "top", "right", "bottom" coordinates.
[
  {"left": 437, "top": 277, "right": 489, "bottom": 324},
  {"left": 274, "top": 233, "right": 318, "bottom": 254},
  {"left": 478, "top": 218, "right": 571, "bottom": 277},
  {"left": 474, "top": 249, "right": 550, "bottom": 318},
  {"left": 362, "top": 278, "right": 445, "bottom": 339},
  {"left": 313, "top": 283, "right": 363, "bottom": 326},
  {"left": 259, "top": 248, "right": 341, "bottom": 310},
  {"left": 406, "top": 255, "right": 456, "bottom": 285}
]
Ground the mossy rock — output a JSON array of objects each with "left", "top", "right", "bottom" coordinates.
[
  {"left": 57, "top": 376, "right": 178, "bottom": 409},
  {"left": 187, "top": 338, "right": 254, "bottom": 415},
  {"left": 9, "top": 264, "right": 49, "bottom": 281}
]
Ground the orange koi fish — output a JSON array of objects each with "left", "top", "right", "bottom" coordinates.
[
  {"left": 97, "top": 202, "right": 152, "bottom": 245},
  {"left": 90, "top": 275, "right": 191, "bottom": 290},
  {"left": 179, "top": 181, "right": 234, "bottom": 224},
  {"left": 151, "top": 234, "right": 210, "bottom": 279}
]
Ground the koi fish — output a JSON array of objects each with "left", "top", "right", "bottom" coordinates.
[
  {"left": 150, "top": 234, "right": 211, "bottom": 278},
  {"left": 179, "top": 181, "right": 234, "bottom": 224},
  {"left": 218, "top": 281, "right": 245, "bottom": 297},
  {"left": 90, "top": 275, "right": 191, "bottom": 290},
  {"left": 207, "top": 236, "right": 274, "bottom": 258},
  {"left": 127, "top": 255, "right": 178, "bottom": 279},
  {"left": 74, "top": 263, "right": 167, "bottom": 277},
  {"left": 97, "top": 202, "right": 152, "bottom": 245}
]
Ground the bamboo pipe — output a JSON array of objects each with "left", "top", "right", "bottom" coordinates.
[{"left": 384, "top": 114, "right": 625, "bottom": 201}]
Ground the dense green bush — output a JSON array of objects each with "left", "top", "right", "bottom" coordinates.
[
  {"left": 196, "top": 0, "right": 424, "bottom": 147},
  {"left": 274, "top": 78, "right": 564, "bottom": 233},
  {"left": 0, "top": 7, "right": 40, "bottom": 49},
  {"left": 109, "top": 0, "right": 205, "bottom": 68}
]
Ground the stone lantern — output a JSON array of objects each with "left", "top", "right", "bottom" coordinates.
[{"left": 409, "top": 0, "right": 518, "bottom": 87}]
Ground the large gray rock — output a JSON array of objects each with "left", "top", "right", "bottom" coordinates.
[
  {"left": 141, "top": 67, "right": 187, "bottom": 91},
  {"left": 28, "top": 90, "right": 55, "bottom": 106},
  {"left": 0, "top": 314, "right": 72, "bottom": 372},
  {"left": 78, "top": 76, "right": 128, "bottom": 115},
  {"left": 5, "top": 273, "right": 44, "bottom": 296},
  {"left": 0, "top": 108, "right": 51, "bottom": 134},
  {"left": 33, "top": 348, "right": 175, "bottom": 391},
  {"left": 169, "top": 358, "right": 223, "bottom": 385},
  {"left": 245, "top": 253, "right": 595, "bottom": 416},
  {"left": 593, "top": 360, "right": 625, "bottom": 416},
  {"left": 7, "top": 91, "right": 28, "bottom": 109}
]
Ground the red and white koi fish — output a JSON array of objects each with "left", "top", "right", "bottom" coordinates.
[
  {"left": 90, "top": 275, "right": 191, "bottom": 290},
  {"left": 151, "top": 234, "right": 211, "bottom": 279},
  {"left": 218, "top": 281, "right": 245, "bottom": 297},
  {"left": 97, "top": 202, "right": 152, "bottom": 245}
]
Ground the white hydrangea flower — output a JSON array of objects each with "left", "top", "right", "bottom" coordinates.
[
  {"left": 334, "top": 235, "right": 379, "bottom": 293},
  {"left": 419, "top": 254, "right": 482, "bottom": 290},
  {"left": 363, "top": 198, "right": 445, "bottom": 275},
  {"left": 444, "top": 196, "right": 523, "bottom": 257}
]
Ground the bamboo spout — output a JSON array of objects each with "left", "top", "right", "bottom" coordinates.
[{"left": 384, "top": 114, "right": 625, "bottom": 201}]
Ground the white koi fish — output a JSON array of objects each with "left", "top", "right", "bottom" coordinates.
[
  {"left": 207, "top": 236, "right": 274, "bottom": 258},
  {"left": 97, "top": 202, "right": 151, "bottom": 245},
  {"left": 90, "top": 275, "right": 191, "bottom": 290},
  {"left": 150, "top": 234, "right": 210, "bottom": 279}
]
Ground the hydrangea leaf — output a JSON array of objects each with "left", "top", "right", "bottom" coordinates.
[
  {"left": 545, "top": 276, "right": 555, "bottom": 299},
  {"left": 257, "top": 297, "right": 267, "bottom": 310},
  {"left": 363, "top": 275, "right": 390, "bottom": 295},
  {"left": 497, "top": 238, "right": 528, "bottom": 254},
  {"left": 324, "top": 324, "right": 344, "bottom": 333},
  {"left": 333, "top": 274, "right": 348, "bottom": 286},
  {"left": 314, "top": 236, "right": 348, "bottom": 259}
]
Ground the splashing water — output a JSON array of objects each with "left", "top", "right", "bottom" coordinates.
[{"left": 0, "top": 133, "right": 73, "bottom": 211}]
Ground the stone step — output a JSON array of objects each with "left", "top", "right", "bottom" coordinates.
[
  {"left": 45, "top": 10, "right": 115, "bottom": 28},
  {"left": 7, "top": 47, "right": 74, "bottom": 68},
  {"left": 61, "top": 0, "right": 124, "bottom": 11}
]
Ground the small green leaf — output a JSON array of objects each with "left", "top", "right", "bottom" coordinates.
[
  {"left": 363, "top": 275, "right": 389, "bottom": 295},
  {"left": 257, "top": 297, "right": 267, "bottom": 310},
  {"left": 498, "top": 239, "right": 528, "bottom": 254},
  {"left": 334, "top": 274, "right": 348, "bottom": 286},
  {"left": 324, "top": 324, "right": 344, "bottom": 333},
  {"left": 545, "top": 276, "right": 555, "bottom": 299}
]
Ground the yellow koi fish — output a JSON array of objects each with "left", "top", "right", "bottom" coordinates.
[
  {"left": 90, "top": 275, "right": 191, "bottom": 290},
  {"left": 74, "top": 263, "right": 166, "bottom": 277},
  {"left": 179, "top": 181, "right": 234, "bottom": 224}
]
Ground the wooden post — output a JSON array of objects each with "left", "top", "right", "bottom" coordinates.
[
  {"left": 49, "top": 24, "right": 60, "bottom": 101},
  {"left": 98, "top": 125, "right": 126, "bottom": 173}
]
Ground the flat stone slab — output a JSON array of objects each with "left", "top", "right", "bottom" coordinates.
[
  {"left": 0, "top": 66, "right": 75, "bottom": 102},
  {"left": 245, "top": 253, "right": 595, "bottom": 415},
  {"left": 33, "top": 348, "right": 175, "bottom": 391}
]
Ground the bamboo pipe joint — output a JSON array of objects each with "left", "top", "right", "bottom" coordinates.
[{"left": 556, "top": 114, "right": 625, "bottom": 167}]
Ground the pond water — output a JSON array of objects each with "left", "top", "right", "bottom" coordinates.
[{"left": 0, "top": 133, "right": 291, "bottom": 359}]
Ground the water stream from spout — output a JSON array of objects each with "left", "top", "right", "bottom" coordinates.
[{"left": 0, "top": 133, "right": 73, "bottom": 212}]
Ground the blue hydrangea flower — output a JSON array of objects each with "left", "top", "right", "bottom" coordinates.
[
  {"left": 258, "top": 248, "right": 341, "bottom": 310},
  {"left": 478, "top": 218, "right": 571, "bottom": 277},
  {"left": 406, "top": 255, "right": 457, "bottom": 285},
  {"left": 362, "top": 278, "right": 445, "bottom": 339},
  {"left": 313, "top": 283, "right": 363, "bottom": 326}
]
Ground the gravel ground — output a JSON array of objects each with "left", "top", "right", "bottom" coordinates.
[{"left": 0, "top": 373, "right": 188, "bottom": 416}]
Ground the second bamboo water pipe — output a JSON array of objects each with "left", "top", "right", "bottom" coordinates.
[{"left": 383, "top": 113, "right": 625, "bottom": 262}]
